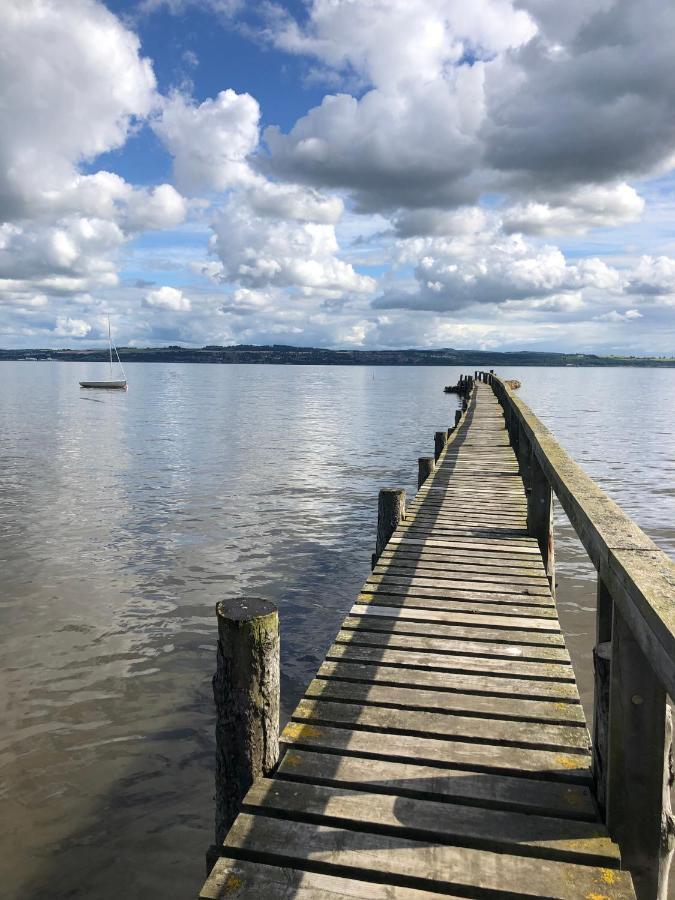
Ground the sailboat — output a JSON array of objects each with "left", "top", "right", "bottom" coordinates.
[{"left": 79, "top": 315, "right": 127, "bottom": 390}]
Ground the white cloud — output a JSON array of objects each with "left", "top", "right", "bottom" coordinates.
[
  {"left": 54, "top": 316, "right": 92, "bottom": 337},
  {"left": 153, "top": 89, "right": 260, "bottom": 194},
  {"left": 502, "top": 184, "right": 645, "bottom": 236},
  {"left": 143, "top": 286, "right": 192, "bottom": 311},
  {"left": 0, "top": 0, "right": 156, "bottom": 222},
  {"left": 209, "top": 196, "right": 375, "bottom": 295},
  {"left": 375, "top": 227, "right": 624, "bottom": 312},
  {"left": 595, "top": 309, "right": 643, "bottom": 322}
]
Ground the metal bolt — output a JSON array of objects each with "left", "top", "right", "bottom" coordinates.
[{"left": 631, "top": 694, "right": 643, "bottom": 705}]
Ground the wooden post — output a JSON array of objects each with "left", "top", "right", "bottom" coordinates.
[
  {"left": 446, "top": 426, "right": 454, "bottom": 439},
  {"left": 434, "top": 430, "right": 447, "bottom": 462},
  {"left": 418, "top": 456, "right": 434, "bottom": 490},
  {"left": 454, "top": 409, "right": 461, "bottom": 427},
  {"left": 373, "top": 488, "right": 406, "bottom": 565},
  {"left": 211, "top": 597, "right": 279, "bottom": 863},
  {"left": 606, "top": 604, "right": 673, "bottom": 899},
  {"left": 592, "top": 578, "right": 613, "bottom": 815},
  {"left": 526, "top": 446, "right": 555, "bottom": 596}
]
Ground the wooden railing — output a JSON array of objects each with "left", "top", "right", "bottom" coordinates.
[{"left": 477, "top": 370, "right": 675, "bottom": 900}]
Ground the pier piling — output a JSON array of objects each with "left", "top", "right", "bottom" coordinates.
[{"left": 209, "top": 598, "right": 279, "bottom": 868}]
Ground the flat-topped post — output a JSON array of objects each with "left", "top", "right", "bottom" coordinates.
[{"left": 210, "top": 598, "right": 279, "bottom": 863}]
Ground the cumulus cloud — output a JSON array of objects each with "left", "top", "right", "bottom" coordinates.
[
  {"left": 153, "top": 89, "right": 260, "bottom": 194},
  {"left": 625, "top": 256, "right": 675, "bottom": 297},
  {"left": 375, "top": 228, "right": 623, "bottom": 312},
  {"left": 54, "top": 316, "right": 92, "bottom": 337},
  {"left": 261, "top": 0, "right": 675, "bottom": 235},
  {"left": 209, "top": 196, "right": 375, "bottom": 295},
  {"left": 0, "top": 0, "right": 156, "bottom": 222},
  {"left": 502, "top": 184, "right": 645, "bottom": 236},
  {"left": 144, "top": 286, "right": 192, "bottom": 311}
]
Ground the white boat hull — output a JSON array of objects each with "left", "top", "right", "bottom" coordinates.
[{"left": 79, "top": 381, "right": 127, "bottom": 390}]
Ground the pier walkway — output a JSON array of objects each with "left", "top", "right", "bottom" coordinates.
[{"left": 201, "top": 380, "right": 643, "bottom": 898}]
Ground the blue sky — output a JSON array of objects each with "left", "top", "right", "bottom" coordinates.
[{"left": 2, "top": 0, "right": 675, "bottom": 352}]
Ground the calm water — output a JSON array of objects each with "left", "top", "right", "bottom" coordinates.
[{"left": 1, "top": 362, "right": 674, "bottom": 899}]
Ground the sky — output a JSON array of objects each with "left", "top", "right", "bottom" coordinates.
[{"left": 2, "top": 0, "right": 675, "bottom": 353}]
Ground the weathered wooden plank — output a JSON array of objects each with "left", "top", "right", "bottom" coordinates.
[
  {"left": 350, "top": 603, "right": 563, "bottom": 632},
  {"left": 318, "top": 659, "right": 581, "bottom": 702},
  {"left": 373, "top": 558, "right": 548, "bottom": 592},
  {"left": 305, "top": 677, "right": 584, "bottom": 724},
  {"left": 365, "top": 573, "right": 552, "bottom": 598},
  {"left": 279, "top": 721, "right": 592, "bottom": 781},
  {"left": 325, "top": 643, "right": 575, "bottom": 681},
  {"left": 276, "top": 748, "right": 597, "bottom": 820},
  {"left": 222, "top": 814, "right": 634, "bottom": 898},
  {"left": 341, "top": 614, "right": 567, "bottom": 646},
  {"left": 356, "top": 593, "right": 559, "bottom": 618},
  {"left": 201, "top": 857, "right": 455, "bottom": 899},
  {"left": 242, "top": 778, "right": 619, "bottom": 866},
  {"left": 334, "top": 627, "right": 571, "bottom": 662},
  {"left": 291, "top": 698, "right": 589, "bottom": 751}
]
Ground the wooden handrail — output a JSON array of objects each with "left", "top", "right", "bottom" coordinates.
[
  {"left": 485, "top": 372, "right": 675, "bottom": 900},
  {"left": 493, "top": 375, "right": 675, "bottom": 697}
]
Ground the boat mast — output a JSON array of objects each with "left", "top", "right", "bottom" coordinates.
[{"left": 108, "top": 314, "right": 113, "bottom": 378}]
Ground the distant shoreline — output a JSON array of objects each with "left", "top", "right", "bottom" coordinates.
[{"left": 2, "top": 344, "right": 675, "bottom": 367}]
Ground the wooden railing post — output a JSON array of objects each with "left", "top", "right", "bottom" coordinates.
[
  {"left": 526, "top": 448, "right": 555, "bottom": 596},
  {"left": 418, "top": 457, "right": 434, "bottom": 490},
  {"left": 210, "top": 598, "right": 279, "bottom": 867},
  {"left": 434, "top": 430, "right": 447, "bottom": 462},
  {"left": 606, "top": 603, "right": 674, "bottom": 899},
  {"left": 592, "top": 578, "right": 613, "bottom": 815},
  {"left": 373, "top": 488, "right": 406, "bottom": 566},
  {"left": 454, "top": 409, "right": 461, "bottom": 427}
]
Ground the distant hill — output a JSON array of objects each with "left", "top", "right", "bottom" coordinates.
[{"left": 1, "top": 344, "right": 674, "bottom": 367}]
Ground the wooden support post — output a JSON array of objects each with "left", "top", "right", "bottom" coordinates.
[
  {"left": 418, "top": 456, "right": 434, "bottom": 490},
  {"left": 606, "top": 604, "right": 674, "bottom": 899},
  {"left": 373, "top": 488, "right": 406, "bottom": 565},
  {"left": 454, "top": 409, "right": 461, "bottom": 427},
  {"left": 434, "top": 430, "right": 447, "bottom": 462},
  {"left": 593, "top": 579, "right": 614, "bottom": 815},
  {"left": 526, "top": 447, "right": 555, "bottom": 596},
  {"left": 446, "top": 426, "right": 454, "bottom": 439},
  {"left": 210, "top": 598, "right": 279, "bottom": 866}
]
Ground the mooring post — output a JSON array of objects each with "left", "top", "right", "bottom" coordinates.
[
  {"left": 418, "top": 457, "right": 435, "bottom": 490},
  {"left": 606, "top": 605, "right": 674, "bottom": 899},
  {"left": 434, "top": 430, "right": 447, "bottom": 462},
  {"left": 373, "top": 488, "right": 406, "bottom": 566},
  {"left": 454, "top": 409, "right": 461, "bottom": 427},
  {"left": 208, "top": 598, "right": 279, "bottom": 870}
]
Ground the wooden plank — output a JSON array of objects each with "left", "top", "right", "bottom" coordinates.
[
  {"left": 373, "top": 559, "right": 548, "bottom": 593},
  {"left": 350, "top": 603, "right": 563, "bottom": 632},
  {"left": 364, "top": 573, "right": 552, "bottom": 598},
  {"left": 222, "top": 814, "right": 634, "bottom": 898},
  {"left": 356, "top": 594, "right": 559, "bottom": 619},
  {"left": 201, "top": 857, "right": 456, "bottom": 899},
  {"left": 305, "top": 677, "right": 585, "bottom": 724},
  {"left": 242, "top": 778, "right": 619, "bottom": 866},
  {"left": 341, "top": 615, "right": 567, "bottom": 646},
  {"left": 325, "top": 643, "right": 575, "bottom": 682},
  {"left": 317, "top": 659, "right": 582, "bottom": 702},
  {"left": 291, "top": 698, "right": 590, "bottom": 751},
  {"left": 334, "top": 627, "right": 571, "bottom": 661},
  {"left": 276, "top": 748, "right": 597, "bottom": 820}
]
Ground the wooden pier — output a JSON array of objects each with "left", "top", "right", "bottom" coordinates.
[{"left": 201, "top": 374, "right": 675, "bottom": 899}]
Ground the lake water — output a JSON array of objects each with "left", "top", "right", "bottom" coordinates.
[{"left": 1, "top": 362, "right": 674, "bottom": 899}]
